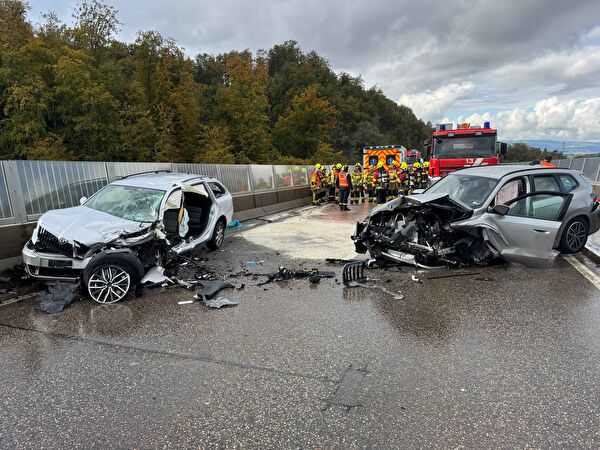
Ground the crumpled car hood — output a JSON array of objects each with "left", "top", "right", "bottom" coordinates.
[
  {"left": 37, "top": 206, "right": 149, "bottom": 247},
  {"left": 369, "top": 193, "right": 470, "bottom": 216}
]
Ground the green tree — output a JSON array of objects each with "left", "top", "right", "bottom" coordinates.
[
  {"left": 2, "top": 74, "right": 50, "bottom": 158},
  {"left": 195, "top": 125, "right": 235, "bottom": 164},
  {"left": 214, "top": 52, "right": 272, "bottom": 163},
  {"left": 0, "top": 0, "right": 32, "bottom": 48},
  {"left": 54, "top": 50, "right": 119, "bottom": 160},
  {"left": 71, "top": 0, "right": 120, "bottom": 56},
  {"left": 273, "top": 85, "right": 337, "bottom": 160},
  {"left": 118, "top": 104, "right": 157, "bottom": 161}
]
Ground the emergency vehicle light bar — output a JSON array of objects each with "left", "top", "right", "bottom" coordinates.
[{"left": 363, "top": 145, "right": 402, "bottom": 150}]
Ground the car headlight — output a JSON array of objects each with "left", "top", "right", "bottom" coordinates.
[{"left": 31, "top": 220, "right": 41, "bottom": 245}]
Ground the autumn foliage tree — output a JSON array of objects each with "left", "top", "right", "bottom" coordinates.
[{"left": 0, "top": 1, "right": 433, "bottom": 164}]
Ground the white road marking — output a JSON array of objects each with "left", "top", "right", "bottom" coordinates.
[{"left": 563, "top": 254, "right": 600, "bottom": 290}]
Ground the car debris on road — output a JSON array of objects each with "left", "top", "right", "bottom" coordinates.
[
  {"left": 203, "top": 297, "right": 238, "bottom": 309},
  {"left": 257, "top": 267, "right": 335, "bottom": 286},
  {"left": 38, "top": 281, "right": 79, "bottom": 314}
]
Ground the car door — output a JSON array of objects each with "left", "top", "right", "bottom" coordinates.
[
  {"left": 488, "top": 192, "right": 572, "bottom": 265},
  {"left": 206, "top": 181, "right": 233, "bottom": 221}
]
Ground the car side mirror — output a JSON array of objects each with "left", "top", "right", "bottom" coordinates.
[
  {"left": 79, "top": 196, "right": 87, "bottom": 205},
  {"left": 491, "top": 204, "right": 509, "bottom": 215}
]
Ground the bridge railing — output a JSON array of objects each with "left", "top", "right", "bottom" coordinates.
[{"left": 0, "top": 160, "right": 312, "bottom": 227}]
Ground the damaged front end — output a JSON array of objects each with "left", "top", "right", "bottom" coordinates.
[{"left": 352, "top": 194, "right": 493, "bottom": 268}]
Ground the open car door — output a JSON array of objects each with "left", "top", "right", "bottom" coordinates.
[{"left": 487, "top": 191, "right": 572, "bottom": 265}]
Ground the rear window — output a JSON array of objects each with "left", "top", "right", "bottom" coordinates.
[
  {"left": 207, "top": 182, "right": 227, "bottom": 198},
  {"left": 557, "top": 174, "right": 578, "bottom": 192},
  {"left": 533, "top": 175, "right": 560, "bottom": 192}
]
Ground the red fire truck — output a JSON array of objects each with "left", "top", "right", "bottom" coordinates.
[{"left": 425, "top": 122, "right": 506, "bottom": 178}]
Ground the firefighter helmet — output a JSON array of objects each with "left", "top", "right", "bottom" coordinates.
[
  {"left": 400, "top": 162, "right": 408, "bottom": 170},
  {"left": 315, "top": 163, "right": 322, "bottom": 170},
  {"left": 336, "top": 163, "right": 342, "bottom": 169},
  {"left": 392, "top": 160, "right": 399, "bottom": 167},
  {"left": 423, "top": 161, "right": 430, "bottom": 168},
  {"left": 377, "top": 161, "right": 385, "bottom": 168},
  {"left": 413, "top": 162, "right": 421, "bottom": 169}
]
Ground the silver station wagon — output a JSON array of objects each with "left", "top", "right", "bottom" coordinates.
[{"left": 23, "top": 171, "right": 234, "bottom": 303}]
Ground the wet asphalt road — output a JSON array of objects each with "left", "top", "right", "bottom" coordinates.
[{"left": 1, "top": 203, "right": 600, "bottom": 448}]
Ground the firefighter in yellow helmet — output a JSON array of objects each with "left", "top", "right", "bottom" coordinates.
[
  {"left": 333, "top": 163, "right": 342, "bottom": 203},
  {"left": 387, "top": 159, "right": 400, "bottom": 201},
  {"left": 399, "top": 161, "right": 410, "bottom": 196},
  {"left": 363, "top": 164, "right": 375, "bottom": 203},
  {"left": 319, "top": 165, "right": 328, "bottom": 199},
  {"left": 327, "top": 165, "right": 339, "bottom": 202},
  {"left": 310, "top": 164, "right": 323, "bottom": 205},
  {"left": 422, "top": 161, "right": 431, "bottom": 189},
  {"left": 373, "top": 160, "right": 389, "bottom": 204},
  {"left": 410, "top": 161, "right": 422, "bottom": 193},
  {"left": 350, "top": 163, "right": 364, "bottom": 204}
]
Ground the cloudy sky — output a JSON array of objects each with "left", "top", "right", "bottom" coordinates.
[{"left": 29, "top": 0, "right": 600, "bottom": 141}]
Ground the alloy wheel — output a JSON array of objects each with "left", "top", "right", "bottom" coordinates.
[
  {"left": 88, "top": 265, "right": 131, "bottom": 304},
  {"left": 566, "top": 221, "right": 586, "bottom": 251},
  {"left": 215, "top": 223, "right": 225, "bottom": 247}
]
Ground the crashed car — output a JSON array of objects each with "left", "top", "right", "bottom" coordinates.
[
  {"left": 22, "top": 172, "right": 234, "bottom": 303},
  {"left": 353, "top": 165, "right": 600, "bottom": 268}
]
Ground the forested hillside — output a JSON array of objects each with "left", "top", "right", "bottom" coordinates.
[{"left": 0, "top": 0, "right": 433, "bottom": 164}]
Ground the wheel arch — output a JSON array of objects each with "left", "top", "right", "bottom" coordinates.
[{"left": 554, "top": 211, "right": 591, "bottom": 249}]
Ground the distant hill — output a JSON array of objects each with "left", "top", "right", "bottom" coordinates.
[{"left": 504, "top": 140, "right": 600, "bottom": 156}]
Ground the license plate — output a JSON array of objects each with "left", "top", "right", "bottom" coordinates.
[{"left": 48, "top": 260, "right": 72, "bottom": 268}]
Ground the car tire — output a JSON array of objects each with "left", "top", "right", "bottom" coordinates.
[
  {"left": 83, "top": 252, "right": 144, "bottom": 304},
  {"left": 207, "top": 219, "right": 226, "bottom": 251},
  {"left": 559, "top": 217, "right": 589, "bottom": 254}
]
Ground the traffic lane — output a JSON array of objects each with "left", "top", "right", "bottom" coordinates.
[
  {"left": 1, "top": 206, "right": 600, "bottom": 447},
  {"left": 1, "top": 256, "right": 599, "bottom": 447},
  {"left": 240, "top": 202, "right": 373, "bottom": 260}
]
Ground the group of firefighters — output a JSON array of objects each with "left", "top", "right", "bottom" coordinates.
[{"left": 310, "top": 160, "right": 431, "bottom": 210}]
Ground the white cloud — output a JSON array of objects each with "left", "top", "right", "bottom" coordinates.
[
  {"left": 447, "top": 97, "right": 600, "bottom": 141},
  {"left": 398, "top": 82, "right": 475, "bottom": 121}
]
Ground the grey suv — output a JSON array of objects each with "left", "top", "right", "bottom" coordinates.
[
  {"left": 353, "top": 165, "right": 600, "bottom": 267},
  {"left": 23, "top": 172, "right": 234, "bottom": 303}
]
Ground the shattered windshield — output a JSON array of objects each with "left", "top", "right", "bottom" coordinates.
[
  {"left": 434, "top": 135, "right": 496, "bottom": 158},
  {"left": 426, "top": 174, "right": 497, "bottom": 208},
  {"left": 84, "top": 185, "right": 166, "bottom": 222}
]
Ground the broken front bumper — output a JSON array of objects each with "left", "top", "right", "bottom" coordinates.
[{"left": 22, "top": 241, "right": 91, "bottom": 281}]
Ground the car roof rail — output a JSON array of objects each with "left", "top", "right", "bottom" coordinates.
[
  {"left": 180, "top": 175, "right": 208, "bottom": 184},
  {"left": 119, "top": 169, "right": 172, "bottom": 179}
]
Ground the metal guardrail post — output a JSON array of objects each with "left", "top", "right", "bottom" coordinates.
[
  {"left": 246, "top": 165, "right": 253, "bottom": 192},
  {"left": 3, "top": 161, "right": 28, "bottom": 224},
  {"left": 290, "top": 166, "right": 295, "bottom": 187},
  {"left": 594, "top": 158, "right": 600, "bottom": 182},
  {"left": 103, "top": 161, "right": 110, "bottom": 183},
  {"left": 581, "top": 158, "right": 587, "bottom": 175},
  {"left": 568, "top": 158, "right": 573, "bottom": 169},
  {"left": 270, "top": 165, "right": 276, "bottom": 189}
]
